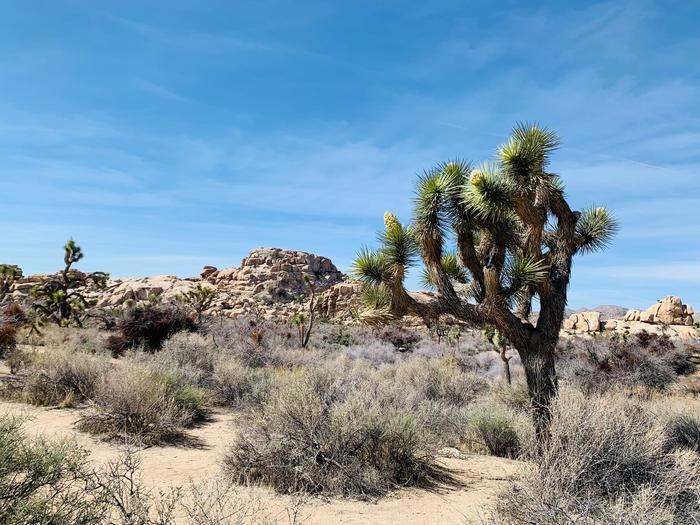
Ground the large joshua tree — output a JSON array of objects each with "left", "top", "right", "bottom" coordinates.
[{"left": 352, "top": 124, "right": 618, "bottom": 441}]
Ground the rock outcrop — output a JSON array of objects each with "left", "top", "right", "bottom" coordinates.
[
  {"left": 5, "top": 248, "right": 358, "bottom": 321},
  {"left": 562, "top": 311, "right": 602, "bottom": 332},
  {"left": 624, "top": 296, "right": 694, "bottom": 326}
]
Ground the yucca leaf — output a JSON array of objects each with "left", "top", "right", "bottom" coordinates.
[
  {"left": 576, "top": 206, "right": 619, "bottom": 254},
  {"left": 462, "top": 163, "right": 517, "bottom": 223},
  {"left": 420, "top": 252, "right": 468, "bottom": 289},
  {"left": 377, "top": 221, "right": 419, "bottom": 269},
  {"left": 499, "top": 123, "right": 560, "bottom": 183},
  {"left": 351, "top": 247, "right": 390, "bottom": 285},
  {"left": 360, "top": 283, "right": 392, "bottom": 310}
]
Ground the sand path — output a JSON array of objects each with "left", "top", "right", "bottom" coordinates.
[{"left": 0, "top": 399, "right": 523, "bottom": 524}]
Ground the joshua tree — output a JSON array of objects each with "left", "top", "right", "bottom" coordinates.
[
  {"left": 0, "top": 264, "right": 22, "bottom": 304},
  {"left": 291, "top": 274, "right": 317, "bottom": 348},
  {"left": 176, "top": 284, "right": 219, "bottom": 323},
  {"left": 352, "top": 124, "right": 617, "bottom": 441},
  {"left": 30, "top": 239, "right": 108, "bottom": 328}
]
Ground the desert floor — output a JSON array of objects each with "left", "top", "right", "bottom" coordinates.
[{"left": 0, "top": 387, "right": 525, "bottom": 525}]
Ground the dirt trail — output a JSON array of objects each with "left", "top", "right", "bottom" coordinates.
[{"left": 0, "top": 400, "right": 524, "bottom": 524}]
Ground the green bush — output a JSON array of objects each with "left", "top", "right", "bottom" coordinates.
[
  {"left": 468, "top": 407, "right": 521, "bottom": 458},
  {"left": 0, "top": 417, "right": 103, "bottom": 524},
  {"left": 77, "top": 364, "right": 204, "bottom": 444},
  {"left": 211, "top": 358, "right": 272, "bottom": 408}
]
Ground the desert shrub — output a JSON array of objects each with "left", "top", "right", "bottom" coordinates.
[
  {"left": 211, "top": 358, "right": 273, "bottom": 408},
  {"left": 665, "top": 414, "right": 700, "bottom": 454},
  {"left": 21, "top": 351, "right": 109, "bottom": 407},
  {"left": 0, "top": 416, "right": 104, "bottom": 524},
  {"left": 40, "top": 326, "right": 111, "bottom": 356},
  {"left": 78, "top": 363, "right": 204, "bottom": 444},
  {"left": 224, "top": 369, "right": 440, "bottom": 497},
  {"left": 468, "top": 406, "right": 522, "bottom": 458},
  {"left": 0, "top": 323, "right": 17, "bottom": 358},
  {"left": 490, "top": 377, "right": 530, "bottom": 412},
  {"left": 2, "top": 302, "right": 26, "bottom": 325},
  {"left": 560, "top": 336, "right": 687, "bottom": 394},
  {"left": 378, "top": 324, "right": 422, "bottom": 351},
  {"left": 204, "top": 317, "right": 295, "bottom": 367},
  {"left": 143, "top": 331, "right": 221, "bottom": 389},
  {"left": 107, "top": 304, "right": 197, "bottom": 355},
  {"left": 393, "top": 357, "right": 489, "bottom": 406},
  {"left": 494, "top": 390, "right": 700, "bottom": 524}
]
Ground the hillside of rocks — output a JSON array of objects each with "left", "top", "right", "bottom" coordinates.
[
  {"left": 4, "top": 248, "right": 362, "bottom": 321},
  {"left": 4, "top": 248, "right": 698, "bottom": 340}
]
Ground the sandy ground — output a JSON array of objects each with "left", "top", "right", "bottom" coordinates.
[{"left": 0, "top": 399, "right": 525, "bottom": 524}]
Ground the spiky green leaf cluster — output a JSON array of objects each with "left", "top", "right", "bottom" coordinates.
[
  {"left": 351, "top": 247, "right": 390, "bottom": 285},
  {"left": 462, "top": 163, "right": 517, "bottom": 222},
  {"left": 503, "top": 255, "right": 549, "bottom": 301},
  {"left": 576, "top": 206, "right": 619, "bottom": 254},
  {"left": 377, "top": 221, "right": 419, "bottom": 270}
]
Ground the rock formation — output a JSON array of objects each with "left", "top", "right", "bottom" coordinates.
[
  {"left": 562, "top": 311, "right": 602, "bottom": 332},
  {"left": 4, "top": 248, "right": 359, "bottom": 321},
  {"left": 624, "top": 296, "right": 694, "bottom": 326}
]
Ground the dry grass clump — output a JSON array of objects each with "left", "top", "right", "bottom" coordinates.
[
  {"left": 494, "top": 389, "right": 700, "bottom": 524},
  {"left": 490, "top": 378, "right": 530, "bottom": 412},
  {"left": 224, "top": 366, "right": 442, "bottom": 497},
  {"left": 20, "top": 351, "right": 109, "bottom": 407},
  {"left": 77, "top": 363, "right": 205, "bottom": 444},
  {"left": 211, "top": 358, "right": 273, "bottom": 408},
  {"left": 664, "top": 413, "right": 700, "bottom": 454}
]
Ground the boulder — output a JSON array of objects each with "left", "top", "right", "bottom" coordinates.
[
  {"left": 563, "top": 311, "right": 602, "bottom": 332},
  {"left": 639, "top": 296, "right": 694, "bottom": 326}
]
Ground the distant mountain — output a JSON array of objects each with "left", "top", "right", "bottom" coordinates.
[
  {"left": 530, "top": 304, "right": 629, "bottom": 324},
  {"left": 565, "top": 305, "right": 629, "bottom": 321}
]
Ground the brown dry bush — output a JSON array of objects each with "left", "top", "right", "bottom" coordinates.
[
  {"left": 224, "top": 366, "right": 443, "bottom": 497},
  {"left": 494, "top": 390, "right": 700, "bottom": 524},
  {"left": 558, "top": 334, "right": 693, "bottom": 394},
  {"left": 106, "top": 304, "right": 198, "bottom": 355},
  {"left": 77, "top": 363, "right": 204, "bottom": 444}
]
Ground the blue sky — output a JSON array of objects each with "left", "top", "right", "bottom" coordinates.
[{"left": 1, "top": 0, "right": 699, "bottom": 309}]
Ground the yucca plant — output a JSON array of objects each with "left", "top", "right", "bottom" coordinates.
[
  {"left": 290, "top": 274, "right": 317, "bottom": 348},
  {"left": 352, "top": 124, "right": 618, "bottom": 442},
  {"left": 30, "top": 240, "right": 108, "bottom": 328}
]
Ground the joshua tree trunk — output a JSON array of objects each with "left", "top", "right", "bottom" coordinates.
[
  {"left": 352, "top": 125, "right": 618, "bottom": 444},
  {"left": 519, "top": 343, "right": 558, "bottom": 443},
  {"left": 499, "top": 346, "right": 512, "bottom": 385}
]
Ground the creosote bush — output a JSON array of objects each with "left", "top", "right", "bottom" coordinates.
[
  {"left": 0, "top": 416, "right": 102, "bottom": 525},
  {"left": 468, "top": 406, "right": 523, "bottom": 458}
]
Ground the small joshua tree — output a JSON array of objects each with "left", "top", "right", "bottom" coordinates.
[
  {"left": 352, "top": 124, "right": 617, "bottom": 441},
  {"left": 291, "top": 274, "right": 316, "bottom": 348},
  {"left": 484, "top": 325, "right": 512, "bottom": 384},
  {"left": 0, "top": 264, "right": 22, "bottom": 304},
  {"left": 176, "top": 284, "right": 219, "bottom": 322},
  {"left": 30, "top": 239, "right": 108, "bottom": 328}
]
